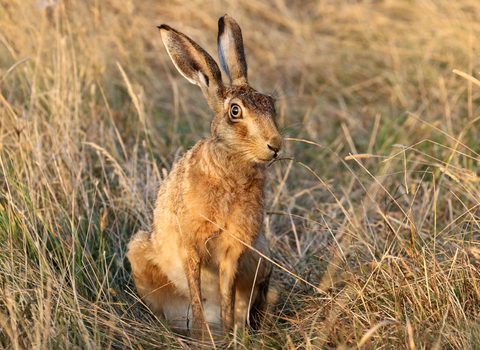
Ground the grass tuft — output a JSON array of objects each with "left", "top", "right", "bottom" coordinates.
[{"left": 1, "top": 0, "right": 480, "bottom": 348}]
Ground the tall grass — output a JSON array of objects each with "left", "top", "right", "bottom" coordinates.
[{"left": 1, "top": 0, "right": 480, "bottom": 348}]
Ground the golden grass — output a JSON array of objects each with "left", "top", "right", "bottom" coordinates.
[{"left": 1, "top": 0, "right": 480, "bottom": 348}]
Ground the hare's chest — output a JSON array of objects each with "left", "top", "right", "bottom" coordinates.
[
  {"left": 230, "top": 178, "right": 265, "bottom": 211},
  {"left": 200, "top": 178, "right": 266, "bottom": 259},
  {"left": 184, "top": 170, "right": 264, "bottom": 229},
  {"left": 216, "top": 177, "right": 266, "bottom": 237},
  {"left": 192, "top": 175, "right": 264, "bottom": 216}
]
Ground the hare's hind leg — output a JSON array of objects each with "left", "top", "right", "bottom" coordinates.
[
  {"left": 128, "top": 232, "right": 208, "bottom": 336},
  {"left": 235, "top": 234, "right": 274, "bottom": 329},
  {"left": 235, "top": 256, "right": 272, "bottom": 329},
  {"left": 127, "top": 231, "right": 177, "bottom": 319}
]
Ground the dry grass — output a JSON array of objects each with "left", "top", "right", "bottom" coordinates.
[{"left": 1, "top": 0, "right": 480, "bottom": 348}]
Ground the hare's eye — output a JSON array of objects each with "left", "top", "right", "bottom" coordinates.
[{"left": 230, "top": 104, "right": 243, "bottom": 119}]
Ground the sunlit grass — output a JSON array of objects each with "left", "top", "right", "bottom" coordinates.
[{"left": 1, "top": 0, "right": 480, "bottom": 348}]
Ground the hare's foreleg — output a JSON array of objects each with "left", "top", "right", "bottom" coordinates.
[
  {"left": 219, "top": 249, "right": 242, "bottom": 332},
  {"left": 185, "top": 245, "right": 205, "bottom": 338}
]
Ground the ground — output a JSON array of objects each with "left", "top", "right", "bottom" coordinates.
[{"left": 1, "top": 0, "right": 480, "bottom": 348}]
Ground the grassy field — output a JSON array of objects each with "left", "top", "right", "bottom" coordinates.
[{"left": 1, "top": 0, "right": 480, "bottom": 348}]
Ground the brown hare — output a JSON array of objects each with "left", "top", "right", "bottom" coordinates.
[{"left": 127, "top": 14, "right": 283, "bottom": 338}]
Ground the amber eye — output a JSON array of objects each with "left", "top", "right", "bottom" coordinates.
[{"left": 229, "top": 104, "right": 243, "bottom": 119}]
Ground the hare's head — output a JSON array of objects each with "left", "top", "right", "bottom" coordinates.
[{"left": 159, "top": 15, "right": 283, "bottom": 164}]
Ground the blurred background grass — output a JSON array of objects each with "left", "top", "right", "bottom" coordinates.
[{"left": 1, "top": 0, "right": 480, "bottom": 348}]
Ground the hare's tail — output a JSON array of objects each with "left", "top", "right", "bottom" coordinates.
[{"left": 267, "top": 285, "right": 280, "bottom": 305}]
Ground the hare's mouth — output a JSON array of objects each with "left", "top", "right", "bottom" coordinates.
[{"left": 256, "top": 157, "right": 276, "bottom": 163}]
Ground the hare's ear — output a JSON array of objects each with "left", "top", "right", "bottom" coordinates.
[
  {"left": 217, "top": 15, "right": 248, "bottom": 86},
  {"left": 159, "top": 25, "right": 224, "bottom": 110}
]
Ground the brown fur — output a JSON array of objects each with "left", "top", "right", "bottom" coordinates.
[{"left": 127, "top": 14, "right": 282, "bottom": 338}]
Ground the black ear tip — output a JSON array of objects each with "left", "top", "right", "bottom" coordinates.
[
  {"left": 158, "top": 24, "right": 170, "bottom": 31},
  {"left": 219, "top": 14, "right": 239, "bottom": 27},
  {"left": 218, "top": 16, "right": 225, "bottom": 35}
]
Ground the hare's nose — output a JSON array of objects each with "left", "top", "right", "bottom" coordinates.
[
  {"left": 267, "top": 136, "right": 283, "bottom": 158},
  {"left": 268, "top": 144, "right": 281, "bottom": 158}
]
